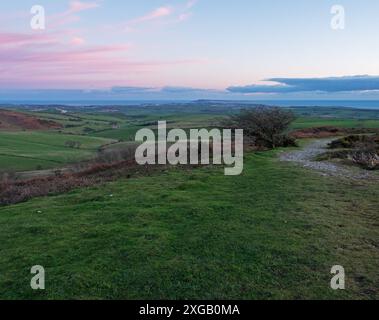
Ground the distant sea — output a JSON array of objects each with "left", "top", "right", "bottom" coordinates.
[
  {"left": 253, "top": 100, "right": 379, "bottom": 109},
  {"left": 1, "top": 100, "right": 379, "bottom": 110}
]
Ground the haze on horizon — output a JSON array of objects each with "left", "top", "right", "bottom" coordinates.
[{"left": 1, "top": 0, "right": 379, "bottom": 101}]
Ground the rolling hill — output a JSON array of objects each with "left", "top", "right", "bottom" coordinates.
[{"left": 0, "top": 109, "right": 62, "bottom": 131}]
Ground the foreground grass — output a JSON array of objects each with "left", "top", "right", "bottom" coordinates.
[{"left": 0, "top": 151, "right": 378, "bottom": 299}]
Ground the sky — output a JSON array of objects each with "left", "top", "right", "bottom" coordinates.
[{"left": 1, "top": 0, "right": 379, "bottom": 101}]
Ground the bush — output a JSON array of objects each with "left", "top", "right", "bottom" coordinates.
[
  {"left": 327, "top": 135, "right": 379, "bottom": 170},
  {"left": 328, "top": 135, "right": 370, "bottom": 149},
  {"left": 227, "top": 106, "right": 296, "bottom": 148},
  {"left": 349, "top": 142, "right": 379, "bottom": 170},
  {"left": 95, "top": 145, "right": 137, "bottom": 164},
  {"left": 274, "top": 134, "right": 297, "bottom": 148}
]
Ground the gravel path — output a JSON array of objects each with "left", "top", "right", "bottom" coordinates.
[{"left": 279, "top": 138, "right": 374, "bottom": 180}]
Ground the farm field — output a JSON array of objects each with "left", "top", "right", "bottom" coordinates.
[
  {"left": 291, "top": 117, "right": 379, "bottom": 130},
  {"left": 1, "top": 107, "right": 379, "bottom": 171},
  {"left": 28, "top": 111, "right": 130, "bottom": 135},
  {"left": 0, "top": 131, "right": 115, "bottom": 172},
  {"left": 90, "top": 114, "right": 221, "bottom": 141},
  {"left": 0, "top": 150, "right": 377, "bottom": 299}
]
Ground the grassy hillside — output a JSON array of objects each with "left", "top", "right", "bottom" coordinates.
[
  {"left": 0, "top": 131, "right": 115, "bottom": 172},
  {"left": 23, "top": 110, "right": 130, "bottom": 135},
  {"left": 0, "top": 109, "right": 62, "bottom": 131},
  {"left": 0, "top": 150, "right": 377, "bottom": 299}
]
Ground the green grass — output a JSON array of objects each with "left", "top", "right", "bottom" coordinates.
[
  {"left": 16, "top": 108, "right": 379, "bottom": 141},
  {"left": 90, "top": 114, "right": 379, "bottom": 145},
  {"left": 91, "top": 126, "right": 141, "bottom": 141},
  {"left": 26, "top": 111, "right": 130, "bottom": 135},
  {"left": 90, "top": 114, "right": 220, "bottom": 142},
  {"left": 0, "top": 131, "right": 115, "bottom": 172},
  {"left": 291, "top": 117, "right": 379, "bottom": 129},
  {"left": 0, "top": 151, "right": 377, "bottom": 299}
]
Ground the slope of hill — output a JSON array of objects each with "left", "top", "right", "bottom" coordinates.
[
  {"left": 0, "top": 150, "right": 377, "bottom": 299},
  {"left": 0, "top": 131, "right": 116, "bottom": 172},
  {"left": 0, "top": 109, "right": 62, "bottom": 131}
]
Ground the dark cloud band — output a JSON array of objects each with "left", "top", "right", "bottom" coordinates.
[{"left": 227, "top": 76, "right": 379, "bottom": 94}]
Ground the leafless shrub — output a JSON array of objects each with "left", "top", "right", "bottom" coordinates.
[
  {"left": 226, "top": 106, "right": 296, "bottom": 148},
  {"left": 327, "top": 134, "right": 379, "bottom": 170},
  {"left": 95, "top": 144, "right": 137, "bottom": 163},
  {"left": 349, "top": 141, "right": 379, "bottom": 170}
]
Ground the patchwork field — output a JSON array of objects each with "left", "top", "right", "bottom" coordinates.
[
  {"left": 0, "top": 109, "right": 62, "bottom": 131},
  {"left": 0, "top": 131, "right": 115, "bottom": 172},
  {"left": 26, "top": 111, "right": 130, "bottom": 135}
]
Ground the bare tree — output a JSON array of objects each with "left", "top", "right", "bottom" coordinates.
[{"left": 228, "top": 106, "right": 296, "bottom": 148}]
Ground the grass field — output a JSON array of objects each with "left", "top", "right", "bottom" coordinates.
[
  {"left": 0, "top": 150, "right": 377, "bottom": 299},
  {"left": 90, "top": 114, "right": 220, "bottom": 141},
  {"left": 291, "top": 117, "right": 379, "bottom": 129},
  {"left": 0, "top": 131, "right": 115, "bottom": 172},
  {"left": 91, "top": 115, "right": 379, "bottom": 143},
  {"left": 23, "top": 110, "right": 131, "bottom": 135}
]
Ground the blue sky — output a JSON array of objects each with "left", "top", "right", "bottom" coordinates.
[{"left": 1, "top": 0, "right": 379, "bottom": 100}]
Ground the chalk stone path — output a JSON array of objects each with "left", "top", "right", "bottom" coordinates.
[{"left": 279, "top": 138, "right": 376, "bottom": 180}]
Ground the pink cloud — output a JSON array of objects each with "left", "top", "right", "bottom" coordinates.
[
  {"left": 0, "top": 30, "right": 207, "bottom": 89},
  {"left": 171, "top": 1, "right": 198, "bottom": 24},
  {"left": 68, "top": 1, "right": 100, "bottom": 13},
  {"left": 71, "top": 36, "right": 85, "bottom": 45},
  {"left": 0, "top": 32, "right": 59, "bottom": 47},
  {"left": 129, "top": 6, "right": 173, "bottom": 25},
  {"left": 119, "top": 3, "right": 195, "bottom": 33},
  {"left": 49, "top": 1, "right": 100, "bottom": 28}
]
